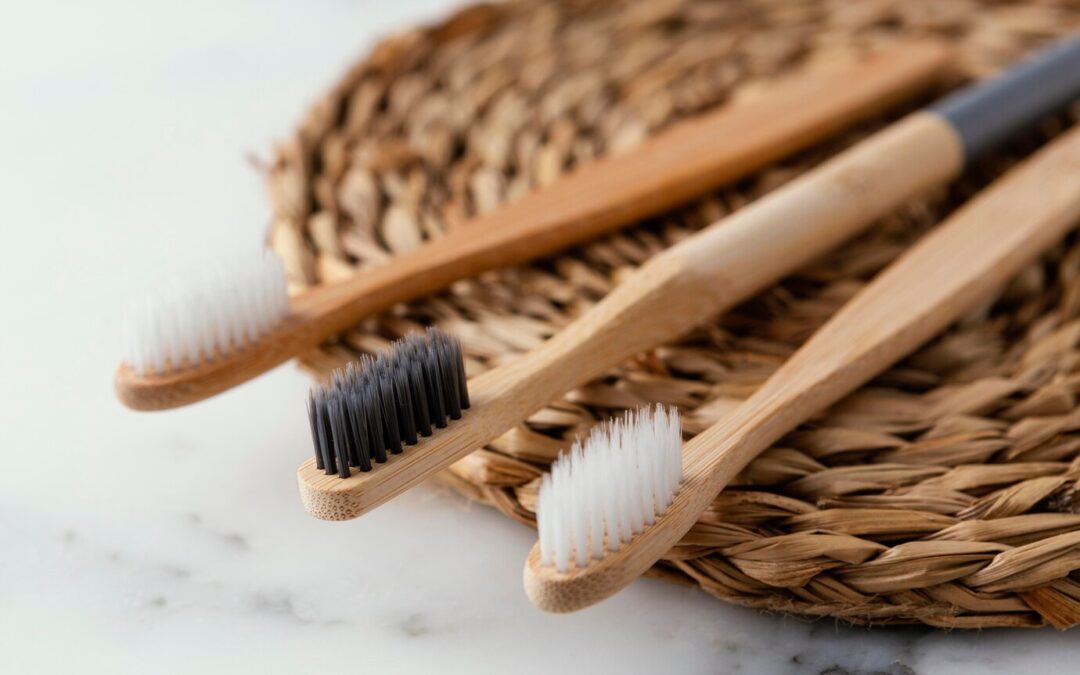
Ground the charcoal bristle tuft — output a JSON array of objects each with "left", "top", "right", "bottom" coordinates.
[{"left": 306, "top": 328, "right": 471, "bottom": 477}]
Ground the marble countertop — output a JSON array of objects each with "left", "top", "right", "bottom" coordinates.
[{"left": 2, "top": 1, "right": 1077, "bottom": 672}]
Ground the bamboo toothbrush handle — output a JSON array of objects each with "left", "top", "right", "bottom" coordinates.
[
  {"left": 525, "top": 122, "right": 1080, "bottom": 613},
  {"left": 508, "top": 111, "right": 968, "bottom": 408},
  {"left": 693, "top": 123, "right": 1080, "bottom": 492},
  {"left": 118, "top": 44, "right": 950, "bottom": 411},
  {"left": 304, "top": 38, "right": 1080, "bottom": 523},
  {"left": 302, "top": 41, "right": 949, "bottom": 327},
  {"left": 396, "top": 43, "right": 946, "bottom": 272},
  {"left": 298, "top": 110, "right": 965, "bottom": 519}
]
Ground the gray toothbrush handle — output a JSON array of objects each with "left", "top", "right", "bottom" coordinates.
[{"left": 931, "top": 35, "right": 1080, "bottom": 163}]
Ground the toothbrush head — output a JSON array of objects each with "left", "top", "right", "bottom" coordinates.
[
  {"left": 120, "top": 251, "right": 289, "bottom": 377},
  {"left": 307, "top": 328, "right": 470, "bottom": 478},
  {"left": 535, "top": 404, "right": 682, "bottom": 574}
]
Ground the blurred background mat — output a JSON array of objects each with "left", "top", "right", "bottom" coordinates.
[{"left": 272, "top": 0, "right": 1080, "bottom": 628}]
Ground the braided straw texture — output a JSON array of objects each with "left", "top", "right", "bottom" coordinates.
[{"left": 267, "top": 0, "right": 1080, "bottom": 627}]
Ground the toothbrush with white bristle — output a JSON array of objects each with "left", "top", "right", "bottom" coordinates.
[
  {"left": 523, "top": 120, "right": 1080, "bottom": 613},
  {"left": 113, "top": 45, "right": 952, "bottom": 411}
]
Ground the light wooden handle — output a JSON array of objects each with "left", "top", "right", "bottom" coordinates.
[
  {"left": 524, "top": 123, "right": 1080, "bottom": 613},
  {"left": 298, "top": 110, "right": 965, "bottom": 520},
  {"left": 117, "top": 44, "right": 951, "bottom": 411}
]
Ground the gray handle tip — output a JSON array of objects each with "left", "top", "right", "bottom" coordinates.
[{"left": 931, "top": 36, "right": 1080, "bottom": 163}]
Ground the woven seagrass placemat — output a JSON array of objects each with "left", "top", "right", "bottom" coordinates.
[{"left": 266, "top": 0, "right": 1080, "bottom": 628}]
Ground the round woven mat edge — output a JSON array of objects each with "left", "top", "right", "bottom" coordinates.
[{"left": 266, "top": 0, "right": 1080, "bottom": 628}]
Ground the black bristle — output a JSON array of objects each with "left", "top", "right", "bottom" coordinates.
[
  {"left": 392, "top": 362, "right": 419, "bottom": 445},
  {"left": 311, "top": 389, "right": 337, "bottom": 475},
  {"left": 365, "top": 380, "right": 388, "bottom": 463},
  {"left": 436, "top": 338, "right": 463, "bottom": 420},
  {"left": 423, "top": 347, "right": 447, "bottom": 428},
  {"left": 453, "top": 340, "right": 469, "bottom": 409},
  {"left": 327, "top": 394, "right": 351, "bottom": 479},
  {"left": 377, "top": 373, "right": 403, "bottom": 455},
  {"left": 346, "top": 390, "right": 372, "bottom": 472},
  {"left": 306, "top": 328, "right": 471, "bottom": 477},
  {"left": 409, "top": 358, "right": 433, "bottom": 437},
  {"left": 307, "top": 394, "right": 323, "bottom": 471}
]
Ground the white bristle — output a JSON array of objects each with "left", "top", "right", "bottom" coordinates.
[
  {"left": 535, "top": 404, "right": 683, "bottom": 573},
  {"left": 121, "top": 251, "right": 289, "bottom": 375}
]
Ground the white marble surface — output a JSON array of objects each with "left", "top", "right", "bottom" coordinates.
[{"left": 2, "top": 1, "right": 1078, "bottom": 673}]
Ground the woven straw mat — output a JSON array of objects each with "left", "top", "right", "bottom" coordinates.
[{"left": 266, "top": 0, "right": 1080, "bottom": 628}]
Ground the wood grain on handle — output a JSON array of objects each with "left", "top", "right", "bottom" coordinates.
[
  {"left": 117, "top": 43, "right": 950, "bottom": 411},
  {"left": 524, "top": 123, "right": 1080, "bottom": 613},
  {"left": 298, "top": 111, "right": 965, "bottom": 520}
]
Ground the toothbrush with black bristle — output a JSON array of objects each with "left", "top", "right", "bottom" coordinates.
[{"left": 296, "top": 36, "right": 1080, "bottom": 524}]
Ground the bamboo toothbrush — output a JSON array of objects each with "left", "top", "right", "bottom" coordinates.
[
  {"left": 116, "top": 44, "right": 949, "bottom": 411},
  {"left": 298, "top": 36, "right": 1080, "bottom": 522},
  {"left": 524, "top": 118, "right": 1080, "bottom": 614}
]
